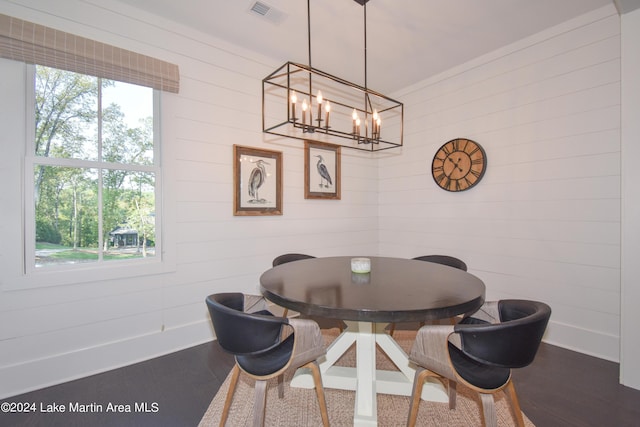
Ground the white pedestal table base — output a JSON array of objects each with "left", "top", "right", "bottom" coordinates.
[{"left": 290, "top": 321, "right": 448, "bottom": 426}]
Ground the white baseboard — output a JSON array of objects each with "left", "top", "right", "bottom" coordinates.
[
  {"left": 0, "top": 320, "right": 214, "bottom": 400},
  {"left": 544, "top": 320, "right": 619, "bottom": 363}
]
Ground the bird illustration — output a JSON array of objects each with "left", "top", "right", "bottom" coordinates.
[
  {"left": 248, "top": 159, "right": 269, "bottom": 202},
  {"left": 315, "top": 155, "right": 332, "bottom": 188}
]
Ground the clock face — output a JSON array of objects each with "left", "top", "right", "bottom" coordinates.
[{"left": 432, "top": 138, "right": 487, "bottom": 192}]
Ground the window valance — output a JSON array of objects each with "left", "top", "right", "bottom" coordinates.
[{"left": 0, "top": 13, "right": 179, "bottom": 93}]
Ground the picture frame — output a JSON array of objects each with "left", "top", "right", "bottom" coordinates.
[
  {"left": 304, "top": 140, "right": 341, "bottom": 200},
  {"left": 233, "top": 145, "right": 283, "bottom": 216}
]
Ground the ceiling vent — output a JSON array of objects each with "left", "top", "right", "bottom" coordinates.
[
  {"left": 250, "top": 1, "right": 271, "bottom": 16},
  {"left": 248, "top": 1, "right": 285, "bottom": 24}
]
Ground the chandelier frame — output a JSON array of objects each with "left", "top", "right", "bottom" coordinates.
[{"left": 261, "top": 0, "right": 404, "bottom": 152}]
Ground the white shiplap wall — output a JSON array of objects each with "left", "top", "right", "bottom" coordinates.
[
  {"left": 0, "top": 0, "right": 378, "bottom": 398},
  {"left": 0, "top": 0, "right": 628, "bottom": 399},
  {"left": 379, "top": 5, "right": 621, "bottom": 361},
  {"left": 620, "top": 6, "right": 640, "bottom": 390}
]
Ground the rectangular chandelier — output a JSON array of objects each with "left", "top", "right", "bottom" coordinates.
[{"left": 262, "top": 61, "right": 404, "bottom": 152}]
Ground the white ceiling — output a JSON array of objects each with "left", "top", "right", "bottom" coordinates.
[{"left": 123, "top": 0, "right": 616, "bottom": 93}]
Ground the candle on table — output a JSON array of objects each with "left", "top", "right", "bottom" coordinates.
[{"left": 351, "top": 257, "right": 371, "bottom": 273}]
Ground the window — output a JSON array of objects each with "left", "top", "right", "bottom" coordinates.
[{"left": 26, "top": 65, "right": 159, "bottom": 270}]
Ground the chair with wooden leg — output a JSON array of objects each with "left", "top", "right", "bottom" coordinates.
[
  {"left": 406, "top": 299, "right": 551, "bottom": 427},
  {"left": 206, "top": 292, "right": 329, "bottom": 427}
]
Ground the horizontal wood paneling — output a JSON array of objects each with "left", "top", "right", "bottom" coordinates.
[
  {"left": 379, "top": 5, "right": 621, "bottom": 361},
  {"left": 0, "top": 0, "right": 627, "bottom": 399},
  {"left": 0, "top": 0, "right": 378, "bottom": 398},
  {"left": 0, "top": 311, "right": 163, "bottom": 366},
  {"left": 0, "top": 321, "right": 212, "bottom": 398}
]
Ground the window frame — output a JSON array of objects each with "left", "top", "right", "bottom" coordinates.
[{"left": 12, "top": 63, "right": 170, "bottom": 289}]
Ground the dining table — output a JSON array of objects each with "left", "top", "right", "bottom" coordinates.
[{"left": 259, "top": 256, "right": 485, "bottom": 426}]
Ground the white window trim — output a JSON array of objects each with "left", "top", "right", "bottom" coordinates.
[{"left": 3, "top": 63, "right": 175, "bottom": 291}]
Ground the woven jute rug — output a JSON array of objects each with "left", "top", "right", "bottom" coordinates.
[{"left": 199, "top": 329, "right": 535, "bottom": 426}]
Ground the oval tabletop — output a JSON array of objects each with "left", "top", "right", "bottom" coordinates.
[{"left": 260, "top": 256, "right": 485, "bottom": 323}]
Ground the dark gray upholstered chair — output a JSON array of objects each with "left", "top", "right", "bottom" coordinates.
[
  {"left": 388, "top": 255, "right": 468, "bottom": 336},
  {"left": 271, "top": 253, "right": 345, "bottom": 332},
  {"left": 272, "top": 253, "right": 316, "bottom": 267},
  {"left": 412, "top": 254, "right": 468, "bottom": 272},
  {"left": 206, "top": 293, "right": 329, "bottom": 427},
  {"left": 406, "top": 299, "right": 551, "bottom": 427},
  {"left": 271, "top": 253, "right": 316, "bottom": 318}
]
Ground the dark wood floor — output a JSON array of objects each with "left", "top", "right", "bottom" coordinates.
[{"left": 2, "top": 325, "right": 639, "bottom": 427}]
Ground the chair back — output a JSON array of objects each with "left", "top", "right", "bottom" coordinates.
[
  {"left": 455, "top": 299, "right": 551, "bottom": 368},
  {"left": 206, "top": 293, "right": 288, "bottom": 355},
  {"left": 412, "top": 255, "right": 467, "bottom": 271},
  {"left": 272, "top": 253, "right": 316, "bottom": 267}
]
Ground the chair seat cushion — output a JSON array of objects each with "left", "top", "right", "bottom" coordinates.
[
  {"left": 448, "top": 342, "right": 510, "bottom": 390},
  {"left": 236, "top": 333, "right": 295, "bottom": 377},
  {"left": 459, "top": 316, "right": 489, "bottom": 325},
  {"left": 253, "top": 309, "right": 274, "bottom": 316}
]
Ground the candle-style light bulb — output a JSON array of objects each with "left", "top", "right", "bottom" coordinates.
[
  {"left": 356, "top": 117, "right": 361, "bottom": 137},
  {"left": 372, "top": 109, "right": 378, "bottom": 136},
  {"left": 302, "top": 98, "right": 308, "bottom": 125},
  {"left": 290, "top": 91, "right": 297, "bottom": 121},
  {"left": 324, "top": 101, "right": 331, "bottom": 129},
  {"left": 316, "top": 90, "right": 323, "bottom": 125},
  {"left": 365, "top": 114, "right": 368, "bottom": 139},
  {"left": 352, "top": 109, "right": 358, "bottom": 134},
  {"left": 376, "top": 117, "right": 381, "bottom": 139}
]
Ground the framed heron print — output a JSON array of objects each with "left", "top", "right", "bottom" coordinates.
[
  {"left": 233, "top": 145, "right": 283, "bottom": 216},
  {"left": 304, "top": 141, "right": 341, "bottom": 200}
]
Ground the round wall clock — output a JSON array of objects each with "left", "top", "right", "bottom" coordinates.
[{"left": 432, "top": 138, "right": 487, "bottom": 192}]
